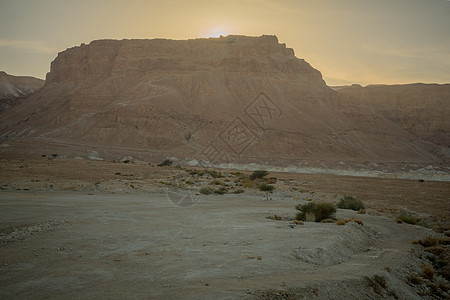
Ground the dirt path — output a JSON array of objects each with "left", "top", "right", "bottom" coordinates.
[{"left": 0, "top": 190, "right": 437, "bottom": 299}]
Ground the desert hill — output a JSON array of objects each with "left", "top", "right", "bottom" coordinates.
[
  {"left": 0, "top": 71, "right": 44, "bottom": 112},
  {"left": 0, "top": 35, "right": 448, "bottom": 174}
]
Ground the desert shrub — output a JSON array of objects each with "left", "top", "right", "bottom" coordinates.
[
  {"left": 265, "top": 177, "right": 277, "bottom": 184},
  {"left": 373, "top": 275, "right": 387, "bottom": 288},
  {"left": 425, "top": 246, "right": 445, "bottom": 256},
  {"left": 295, "top": 202, "right": 336, "bottom": 222},
  {"left": 439, "top": 265, "right": 450, "bottom": 281},
  {"left": 242, "top": 178, "right": 256, "bottom": 188},
  {"left": 250, "top": 170, "right": 269, "bottom": 180},
  {"left": 211, "top": 179, "right": 225, "bottom": 186},
  {"left": 199, "top": 187, "right": 213, "bottom": 195},
  {"left": 188, "top": 170, "right": 199, "bottom": 176},
  {"left": 214, "top": 187, "right": 228, "bottom": 195},
  {"left": 158, "top": 159, "right": 173, "bottom": 167},
  {"left": 422, "top": 264, "right": 435, "bottom": 280},
  {"left": 427, "top": 282, "right": 440, "bottom": 295},
  {"left": 434, "top": 259, "right": 447, "bottom": 270},
  {"left": 439, "top": 281, "right": 450, "bottom": 292},
  {"left": 232, "top": 189, "right": 244, "bottom": 194},
  {"left": 420, "top": 236, "right": 440, "bottom": 247},
  {"left": 337, "top": 195, "right": 365, "bottom": 211},
  {"left": 396, "top": 212, "right": 427, "bottom": 227},
  {"left": 206, "top": 170, "right": 222, "bottom": 178},
  {"left": 366, "top": 275, "right": 387, "bottom": 294},
  {"left": 259, "top": 183, "right": 274, "bottom": 200},
  {"left": 440, "top": 236, "right": 450, "bottom": 245},
  {"left": 407, "top": 274, "right": 423, "bottom": 285},
  {"left": 259, "top": 183, "right": 274, "bottom": 193}
]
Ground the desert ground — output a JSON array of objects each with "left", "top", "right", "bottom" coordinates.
[{"left": 1, "top": 156, "right": 449, "bottom": 299}]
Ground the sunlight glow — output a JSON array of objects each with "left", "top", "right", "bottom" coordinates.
[{"left": 204, "top": 26, "right": 232, "bottom": 38}]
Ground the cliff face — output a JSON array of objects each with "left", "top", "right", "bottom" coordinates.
[
  {"left": 0, "top": 71, "right": 44, "bottom": 112},
  {"left": 335, "top": 84, "right": 450, "bottom": 149},
  {"left": 0, "top": 35, "right": 448, "bottom": 170}
]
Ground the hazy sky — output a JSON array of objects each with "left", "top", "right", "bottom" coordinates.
[{"left": 1, "top": 0, "right": 449, "bottom": 85}]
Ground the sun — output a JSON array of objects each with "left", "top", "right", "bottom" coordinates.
[
  {"left": 207, "top": 31, "right": 228, "bottom": 38},
  {"left": 203, "top": 26, "right": 232, "bottom": 38}
]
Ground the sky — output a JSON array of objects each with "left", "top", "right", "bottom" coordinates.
[{"left": 0, "top": 0, "right": 449, "bottom": 86}]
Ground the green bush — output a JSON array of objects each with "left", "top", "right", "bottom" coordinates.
[
  {"left": 250, "top": 170, "right": 269, "bottom": 180},
  {"left": 337, "top": 195, "right": 365, "bottom": 211},
  {"left": 396, "top": 212, "right": 428, "bottom": 227},
  {"left": 259, "top": 183, "right": 274, "bottom": 200},
  {"left": 295, "top": 202, "right": 336, "bottom": 222},
  {"left": 259, "top": 183, "right": 274, "bottom": 193}
]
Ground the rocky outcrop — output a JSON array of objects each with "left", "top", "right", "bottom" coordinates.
[
  {"left": 0, "top": 35, "right": 448, "bottom": 171},
  {"left": 0, "top": 71, "right": 44, "bottom": 112}
]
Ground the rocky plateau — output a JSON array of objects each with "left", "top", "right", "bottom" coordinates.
[{"left": 0, "top": 35, "right": 448, "bottom": 177}]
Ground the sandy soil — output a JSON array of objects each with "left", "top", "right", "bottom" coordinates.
[{"left": 0, "top": 157, "right": 449, "bottom": 299}]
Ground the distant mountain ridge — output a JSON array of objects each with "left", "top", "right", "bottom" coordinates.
[
  {"left": 0, "top": 71, "right": 44, "bottom": 112},
  {"left": 0, "top": 36, "right": 448, "bottom": 173}
]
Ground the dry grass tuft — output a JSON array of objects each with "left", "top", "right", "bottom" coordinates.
[
  {"left": 424, "top": 245, "right": 444, "bottom": 256},
  {"left": 422, "top": 264, "right": 435, "bottom": 281},
  {"left": 407, "top": 274, "right": 423, "bottom": 285},
  {"left": 353, "top": 219, "right": 364, "bottom": 226},
  {"left": 266, "top": 214, "right": 282, "bottom": 221},
  {"left": 335, "top": 218, "right": 363, "bottom": 226},
  {"left": 320, "top": 218, "right": 335, "bottom": 223},
  {"left": 336, "top": 219, "right": 347, "bottom": 226}
]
